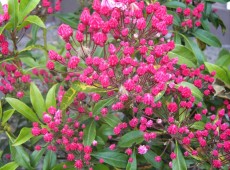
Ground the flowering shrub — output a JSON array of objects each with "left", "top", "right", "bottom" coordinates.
[{"left": 0, "top": 0, "right": 229, "bottom": 169}]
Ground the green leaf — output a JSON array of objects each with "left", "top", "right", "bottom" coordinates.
[
  {"left": 177, "top": 82, "right": 203, "bottom": 102},
  {"left": 0, "top": 19, "right": 13, "bottom": 34},
  {"left": 205, "top": 62, "right": 230, "bottom": 85},
  {"left": 216, "top": 54, "right": 230, "bottom": 67},
  {"left": 18, "top": 15, "right": 46, "bottom": 30},
  {"left": 92, "top": 152, "right": 128, "bottom": 168},
  {"left": 101, "top": 114, "right": 121, "bottom": 127},
  {"left": 164, "top": 1, "right": 186, "bottom": 8},
  {"left": 94, "top": 164, "right": 110, "bottom": 170},
  {"left": 10, "top": 142, "right": 33, "bottom": 169},
  {"left": 8, "top": 0, "right": 19, "bottom": 28},
  {"left": 126, "top": 149, "right": 137, "bottom": 170},
  {"left": 83, "top": 119, "right": 96, "bottom": 146},
  {"left": 154, "top": 89, "right": 166, "bottom": 102},
  {"left": 143, "top": 150, "right": 163, "bottom": 169},
  {"left": 13, "top": 127, "right": 33, "bottom": 146},
  {"left": 30, "top": 83, "right": 46, "bottom": 119},
  {"left": 191, "top": 121, "right": 205, "bottom": 130},
  {"left": 174, "top": 33, "right": 181, "bottom": 44},
  {"left": 193, "top": 29, "right": 221, "bottom": 48},
  {"left": 46, "top": 84, "right": 58, "bottom": 109},
  {"left": 201, "top": 19, "right": 210, "bottom": 32},
  {"left": 53, "top": 13, "right": 78, "bottom": 29},
  {"left": 183, "top": 36, "right": 205, "bottom": 65},
  {"left": 118, "top": 130, "right": 143, "bottom": 148},
  {"left": 20, "top": 57, "right": 38, "bottom": 67},
  {"left": 6, "top": 97, "right": 40, "bottom": 122},
  {"left": 60, "top": 82, "right": 81, "bottom": 110},
  {"left": 18, "top": 0, "right": 40, "bottom": 23},
  {"left": 0, "top": 162, "right": 19, "bottom": 170},
  {"left": 43, "top": 151, "right": 57, "bottom": 170},
  {"left": 0, "top": 101, "right": 2, "bottom": 119},
  {"left": 172, "top": 142, "right": 187, "bottom": 170},
  {"left": 168, "top": 44, "right": 197, "bottom": 67},
  {"left": 52, "top": 162, "right": 75, "bottom": 170},
  {"left": 30, "top": 148, "right": 46, "bottom": 167},
  {"left": 93, "top": 96, "right": 116, "bottom": 115},
  {"left": 167, "top": 11, "right": 180, "bottom": 26}
]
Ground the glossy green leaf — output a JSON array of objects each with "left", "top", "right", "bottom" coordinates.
[
  {"left": 216, "top": 53, "right": 230, "bottom": 67},
  {"left": 171, "top": 44, "right": 197, "bottom": 63},
  {"left": 205, "top": 62, "right": 230, "bottom": 85},
  {"left": 13, "top": 127, "right": 33, "bottom": 146},
  {"left": 94, "top": 164, "right": 110, "bottom": 170},
  {"left": 191, "top": 121, "right": 205, "bottom": 130},
  {"left": 101, "top": 114, "right": 121, "bottom": 127},
  {"left": 0, "top": 22, "right": 13, "bottom": 34},
  {"left": 126, "top": 149, "right": 137, "bottom": 170},
  {"left": 18, "top": 15, "right": 46, "bottom": 30},
  {"left": 164, "top": 1, "right": 186, "bottom": 8},
  {"left": 172, "top": 142, "right": 187, "bottom": 170},
  {"left": 19, "top": 0, "right": 40, "bottom": 22},
  {"left": 0, "top": 162, "right": 19, "bottom": 170},
  {"left": 174, "top": 33, "right": 181, "bottom": 44},
  {"left": 43, "top": 151, "right": 57, "bottom": 170},
  {"left": 46, "top": 84, "right": 58, "bottom": 109},
  {"left": 0, "top": 101, "right": 2, "bottom": 119},
  {"left": 8, "top": 0, "right": 19, "bottom": 28},
  {"left": 118, "top": 130, "right": 144, "bottom": 148},
  {"left": 143, "top": 150, "right": 163, "bottom": 169},
  {"left": 92, "top": 152, "right": 128, "bottom": 168},
  {"left": 60, "top": 82, "right": 80, "bottom": 110},
  {"left": 168, "top": 52, "right": 196, "bottom": 68},
  {"left": 193, "top": 29, "right": 221, "bottom": 48},
  {"left": 10, "top": 142, "right": 33, "bottom": 169},
  {"left": 83, "top": 119, "right": 96, "bottom": 146},
  {"left": 6, "top": 97, "right": 40, "bottom": 122},
  {"left": 30, "top": 148, "right": 46, "bottom": 167},
  {"left": 52, "top": 162, "right": 75, "bottom": 170},
  {"left": 30, "top": 82, "right": 46, "bottom": 119},
  {"left": 182, "top": 35, "right": 205, "bottom": 65},
  {"left": 177, "top": 82, "right": 203, "bottom": 102},
  {"left": 93, "top": 96, "right": 116, "bottom": 115}
]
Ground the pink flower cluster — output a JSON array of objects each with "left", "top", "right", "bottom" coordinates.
[
  {"left": 176, "top": 1, "right": 204, "bottom": 29},
  {"left": 32, "top": 106, "right": 94, "bottom": 169},
  {"left": 44, "top": 0, "right": 230, "bottom": 169},
  {"left": 0, "top": 62, "right": 31, "bottom": 97},
  {"left": 0, "top": 4, "right": 10, "bottom": 25},
  {"left": 42, "top": 0, "right": 62, "bottom": 14}
]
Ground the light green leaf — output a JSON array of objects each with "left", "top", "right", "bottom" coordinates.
[
  {"left": 30, "top": 83, "right": 46, "bottom": 119},
  {"left": 18, "top": 15, "right": 46, "bottom": 30},
  {"left": 143, "top": 150, "right": 163, "bottom": 169},
  {"left": 193, "top": 29, "right": 221, "bottom": 48},
  {"left": 19, "top": 0, "right": 40, "bottom": 23},
  {"left": 43, "top": 151, "right": 57, "bottom": 170},
  {"left": 6, "top": 97, "right": 40, "bottom": 122},
  {"left": 8, "top": 0, "right": 19, "bottom": 28},
  {"left": 83, "top": 119, "right": 96, "bottom": 146},
  {"left": 0, "top": 162, "right": 19, "bottom": 170},
  {"left": 13, "top": 127, "right": 33, "bottom": 146},
  {"left": 191, "top": 121, "right": 205, "bottom": 130},
  {"left": 46, "top": 84, "right": 58, "bottom": 109},
  {"left": 164, "top": 1, "right": 186, "bottom": 8},
  {"left": 216, "top": 54, "right": 230, "bottom": 67},
  {"left": 52, "top": 162, "right": 75, "bottom": 170},
  {"left": 101, "top": 114, "right": 121, "bottom": 128},
  {"left": 168, "top": 43, "right": 198, "bottom": 67},
  {"left": 118, "top": 130, "right": 143, "bottom": 148},
  {"left": 172, "top": 142, "right": 187, "bottom": 170},
  {"left": 126, "top": 149, "right": 137, "bottom": 170},
  {"left": 94, "top": 164, "right": 110, "bottom": 170},
  {"left": 30, "top": 148, "right": 46, "bottom": 167},
  {"left": 205, "top": 62, "right": 230, "bottom": 85},
  {"left": 92, "top": 152, "right": 128, "bottom": 168},
  {"left": 10, "top": 142, "right": 33, "bottom": 169},
  {"left": 93, "top": 97, "right": 116, "bottom": 115}
]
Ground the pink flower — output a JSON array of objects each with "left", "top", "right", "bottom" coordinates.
[
  {"left": 155, "top": 156, "right": 161, "bottom": 162},
  {"left": 58, "top": 24, "right": 73, "bottom": 41},
  {"left": 138, "top": 145, "right": 148, "bottom": 155},
  {"left": 101, "top": 0, "right": 126, "bottom": 10}
]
